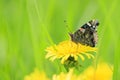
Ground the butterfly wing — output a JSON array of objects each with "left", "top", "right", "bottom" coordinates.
[{"left": 70, "top": 20, "right": 99, "bottom": 47}]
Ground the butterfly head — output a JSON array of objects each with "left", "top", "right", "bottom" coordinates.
[{"left": 87, "top": 19, "right": 99, "bottom": 31}]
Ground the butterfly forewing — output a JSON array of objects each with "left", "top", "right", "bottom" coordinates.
[{"left": 70, "top": 19, "right": 99, "bottom": 47}]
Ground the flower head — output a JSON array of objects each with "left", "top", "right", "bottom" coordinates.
[
  {"left": 79, "top": 62, "right": 113, "bottom": 80},
  {"left": 52, "top": 69, "right": 79, "bottom": 80},
  {"left": 24, "top": 68, "right": 49, "bottom": 80},
  {"left": 46, "top": 40, "right": 97, "bottom": 64}
]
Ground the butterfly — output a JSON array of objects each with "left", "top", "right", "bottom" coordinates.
[{"left": 70, "top": 19, "right": 99, "bottom": 47}]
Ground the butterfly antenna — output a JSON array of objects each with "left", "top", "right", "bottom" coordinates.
[
  {"left": 64, "top": 20, "right": 72, "bottom": 33},
  {"left": 64, "top": 20, "right": 73, "bottom": 40}
]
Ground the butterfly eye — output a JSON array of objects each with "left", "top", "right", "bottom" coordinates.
[{"left": 96, "top": 22, "right": 99, "bottom": 26}]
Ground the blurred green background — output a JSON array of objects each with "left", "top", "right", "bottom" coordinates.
[{"left": 0, "top": 0, "right": 120, "bottom": 80}]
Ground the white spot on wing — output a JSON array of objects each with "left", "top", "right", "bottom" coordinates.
[
  {"left": 93, "top": 26, "right": 95, "bottom": 28},
  {"left": 87, "top": 22, "right": 91, "bottom": 26}
]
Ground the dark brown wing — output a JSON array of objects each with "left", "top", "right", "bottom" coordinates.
[
  {"left": 69, "top": 20, "right": 99, "bottom": 47},
  {"left": 70, "top": 27, "right": 97, "bottom": 47}
]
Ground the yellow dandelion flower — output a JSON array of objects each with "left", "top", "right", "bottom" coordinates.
[
  {"left": 52, "top": 69, "right": 80, "bottom": 80},
  {"left": 46, "top": 40, "right": 97, "bottom": 64},
  {"left": 24, "top": 68, "right": 49, "bottom": 80},
  {"left": 79, "top": 62, "right": 113, "bottom": 80}
]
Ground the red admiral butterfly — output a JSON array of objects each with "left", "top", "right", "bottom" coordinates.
[{"left": 70, "top": 19, "right": 99, "bottom": 47}]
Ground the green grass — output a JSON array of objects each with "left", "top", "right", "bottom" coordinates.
[{"left": 0, "top": 0, "right": 120, "bottom": 80}]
